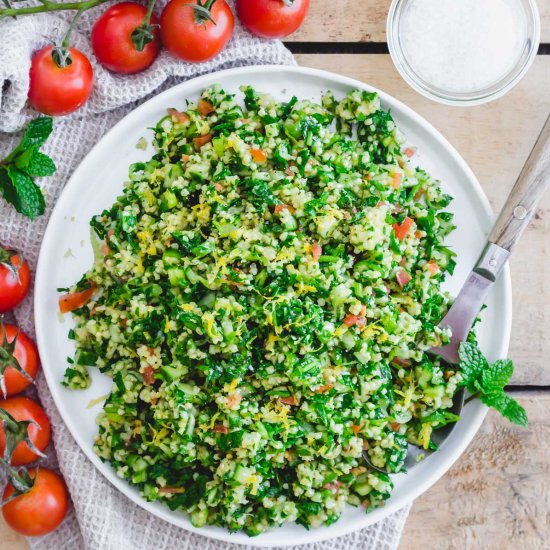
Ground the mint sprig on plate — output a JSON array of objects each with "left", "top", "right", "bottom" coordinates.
[
  {"left": 458, "top": 341, "right": 528, "bottom": 427},
  {"left": 0, "top": 117, "right": 56, "bottom": 220}
]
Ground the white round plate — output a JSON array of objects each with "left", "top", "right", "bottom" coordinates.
[{"left": 35, "top": 65, "right": 512, "bottom": 547}]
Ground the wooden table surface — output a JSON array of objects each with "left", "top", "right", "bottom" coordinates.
[{"left": 2, "top": 1, "right": 550, "bottom": 548}]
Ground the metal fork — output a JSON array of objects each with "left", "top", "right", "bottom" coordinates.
[{"left": 364, "top": 114, "right": 550, "bottom": 473}]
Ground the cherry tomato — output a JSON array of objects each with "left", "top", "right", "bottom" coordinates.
[
  {"left": 160, "top": 0, "right": 234, "bottom": 63},
  {"left": 58, "top": 282, "right": 97, "bottom": 313},
  {"left": 0, "top": 325, "right": 39, "bottom": 398},
  {"left": 0, "top": 397, "right": 50, "bottom": 466},
  {"left": 0, "top": 249, "right": 30, "bottom": 313},
  {"left": 91, "top": 2, "right": 161, "bottom": 74},
  {"left": 236, "top": 0, "right": 309, "bottom": 39},
  {"left": 28, "top": 45, "right": 94, "bottom": 116},
  {"left": 2, "top": 468, "right": 68, "bottom": 536}
]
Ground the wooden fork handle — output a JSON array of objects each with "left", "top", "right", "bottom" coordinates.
[{"left": 489, "top": 114, "right": 550, "bottom": 251}]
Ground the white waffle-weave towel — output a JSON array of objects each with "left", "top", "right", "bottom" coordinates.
[{"left": 0, "top": 5, "right": 411, "bottom": 548}]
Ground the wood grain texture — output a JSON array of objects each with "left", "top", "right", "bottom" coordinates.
[
  {"left": 489, "top": 114, "right": 550, "bottom": 251},
  {"left": 288, "top": 0, "right": 550, "bottom": 44},
  {"left": 296, "top": 53, "right": 550, "bottom": 384},
  {"left": 0, "top": 516, "right": 27, "bottom": 550},
  {"left": 400, "top": 393, "right": 550, "bottom": 550}
]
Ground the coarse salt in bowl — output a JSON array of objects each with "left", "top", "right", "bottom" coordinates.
[{"left": 387, "top": 0, "right": 540, "bottom": 106}]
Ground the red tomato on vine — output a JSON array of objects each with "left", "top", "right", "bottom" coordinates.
[
  {"left": 236, "top": 0, "right": 309, "bottom": 39},
  {"left": 28, "top": 45, "right": 94, "bottom": 116},
  {"left": 160, "top": 0, "right": 234, "bottom": 63},
  {"left": 91, "top": 2, "right": 161, "bottom": 74}
]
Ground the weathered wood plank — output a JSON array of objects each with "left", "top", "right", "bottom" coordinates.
[
  {"left": 400, "top": 393, "right": 550, "bottom": 550},
  {"left": 296, "top": 53, "right": 550, "bottom": 385},
  {"left": 289, "top": 0, "right": 550, "bottom": 44},
  {"left": 0, "top": 517, "right": 26, "bottom": 550}
]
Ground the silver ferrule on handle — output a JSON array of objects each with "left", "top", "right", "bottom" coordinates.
[{"left": 474, "top": 242, "right": 510, "bottom": 282}]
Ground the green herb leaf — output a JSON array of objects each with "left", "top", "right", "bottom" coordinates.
[
  {"left": 20, "top": 117, "right": 53, "bottom": 149},
  {"left": 0, "top": 117, "right": 54, "bottom": 219},
  {"left": 458, "top": 341, "right": 488, "bottom": 388},
  {"left": 480, "top": 358, "right": 513, "bottom": 392},
  {"left": 480, "top": 391, "right": 528, "bottom": 427},
  {"left": 6, "top": 166, "right": 46, "bottom": 220},
  {"left": 25, "top": 150, "right": 57, "bottom": 177},
  {"left": 0, "top": 166, "right": 18, "bottom": 209}
]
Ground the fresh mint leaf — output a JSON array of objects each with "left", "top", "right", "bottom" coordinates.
[
  {"left": 0, "top": 116, "right": 54, "bottom": 219},
  {"left": 20, "top": 116, "right": 53, "bottom": 149},
  {"left": 6, "top": 165, "right": 45, "bottom": 220},
  {"left": 25, "top": 151, "right": 56, "bottom": 177},
  {"left": 13, "top": 146, "right": 35, "bottom": 170},
  {"left": 481, "top": 359, "right": 513, "bottom": 392},
  {"left": 0, "top": 166, "right": 18, "bottom": 208},
  {"left": 458, "top": 341, "right": 488, "bottom": 388},
  {"left": 458, "top": 341, "right": 526, "bottom": 428},
  {"left": 480, "top": 391, "right": 528, "bottom": 427}
]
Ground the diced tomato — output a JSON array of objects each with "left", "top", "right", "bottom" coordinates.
[
  {"left": 393, "top": 216, "right": 414, "bottom": 241},
  {"left": 396, "top": 269, "right": 411, "bottom": 288},
  {"left": 279, "top": 396, "right": 297, "bottom": 406},
  {"left": 167, "top": 108, "right": 189, "bottom": 123},
  {"left": 351, "top": 424, "right": 361, "bottom": 434},
  {"left": 311, "top": 243, "right": 322, "bottom": 261},
  {"left": 274, "top": 204, "right": 295, "bottom": 215},
  {"left": 213, "top": 423, "right": 229, "bottom": 434},
  {"left": 197, "top": 99, "right": 215, "bottom": 116},
  {"left": 427, "top": 260, "right": 439, "bottom": 276},
  {"left": 359, "top": 304, "right": 367, "bottom": 316},
  {"left": 343, "top": 314, "right": 366, "bottom": 328},
  {"left": 403, "top": 147, "right": 415, "bottom": 158},
  {"left": 315, "top": 383, "right": 333, "bottom": 393},
  {"left": 101, "top": 243, "right": 110, "bottom": 256},
  {"left": 226, "top": 393, "right": 242, "bottom": 409},
  {"left": 414, "top": 230, "right": 423, "bottom": 239},
  {"left": 143, "top": 365, "right": 155, "bottom": 385},
  {"left": 392, "top": 357, "right": 411, "bottom": 368},
  {"left": 215, "top": 183, "right": 224, "bottom": 192},
  {"left": 59, "top": 283, "right": 96, "bottom": 313},
  {"left": 285, "top": 167, "right": 294, "bottom": 177},
  {"left": 391, "top": 172, "right": 403, "bottom": 189},
  {"left": 181, "top": 154, "right": 190, "bottom": 163},
  {"left": 250, "top": 148, "right": 267, "bottom": 163},
  {"left": 390, "top": 422, "right": 401, "bottom": 432},
  {"left": 193, "top": 133, "right": 212, "bottom": 150},
  {"left": 323, "top": 481, "right": 341, "bottom": 494}
]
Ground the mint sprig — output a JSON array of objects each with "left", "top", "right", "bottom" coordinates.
[
  {"left": 0, "top": 117, "right": 55, "bottom": 220},
  {"left": 458, "top": 342, "right": 528, "bottom": 427}
]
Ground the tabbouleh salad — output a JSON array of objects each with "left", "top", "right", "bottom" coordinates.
[{"left": 60, "top": 85, "right": 462, "bottom": 535}]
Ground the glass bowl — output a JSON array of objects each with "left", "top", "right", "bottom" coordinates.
[{"left": 387, "top": 0, "right": 541, "bottom": 106}]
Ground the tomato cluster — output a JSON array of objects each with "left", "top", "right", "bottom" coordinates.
[
  {"left": 28, "top": 0, "right": 309, "bottom": 116},
  {"left": 0, "top": 246, "right": 68, "bottom": 537}
]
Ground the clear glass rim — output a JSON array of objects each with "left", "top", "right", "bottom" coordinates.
[{"left": 387, "top": 0, "right": 541, "bottom": 106}]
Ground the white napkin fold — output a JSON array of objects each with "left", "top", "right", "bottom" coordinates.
[{"left": 0, "top": 5, "right": 410, "bottom": 547}]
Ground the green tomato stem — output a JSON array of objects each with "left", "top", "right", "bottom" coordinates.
[{"left": 0, "top": 0, "right": 109, "bottom": 18}]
